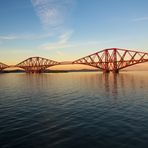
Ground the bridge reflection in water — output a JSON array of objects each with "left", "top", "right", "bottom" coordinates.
[{"left": 0, "top": 48, "right": 148, "bottom": 73}]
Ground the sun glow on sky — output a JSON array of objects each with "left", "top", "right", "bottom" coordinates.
[{"left": 0, "top": 0, "right": 148, "bottom": 70}]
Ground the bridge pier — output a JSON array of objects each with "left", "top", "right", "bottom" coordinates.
[
  {"left": 26, "top": 70, "right": 44, "bottom": 73},
  {"left": 103, "top": 69, "right": 119, "bottom": 73},
  {"left": 112, "top": 69, "right": 119, "bottom": 73},
  {"left": 23, "top": 66, "right": 46, "bottom": 73},
  {"left": 103, "top": 70, "right": 110, "bottom": 73}
]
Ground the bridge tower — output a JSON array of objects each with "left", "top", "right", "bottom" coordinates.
[
  {"left": 112, "top": 48, "right": 118, "bottom": 73},
  {"left": 104, "top": 49, "right": 109, "bottom": 73},
  {"left": 0, "top": 62, "right": 8, "bottom": 72},
  {"left": 16, "top": 57, "right": 60, "bottom": 73},
  {"left": 72, "top": 48, "right": 148, "bottom": 73}
]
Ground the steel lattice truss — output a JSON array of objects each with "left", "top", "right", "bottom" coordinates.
[
  {"left": 16, "top": 57, "right": 60, "bottom": 73},
  {"left": 73, "top": 48, "right": 148, "bottom": 72},
  {"left": 1, "top": 48, "right": 148, "bottom": 73},
  {"left": 0, "top": 62, "right": 8, "bottom": 71}
]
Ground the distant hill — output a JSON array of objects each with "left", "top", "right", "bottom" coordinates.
[
  {"left": 1, "top": 70, "right": 24, "bottom": 73},
  {"left": 1, "top": 69, "right": 100, "bottom": 73},
  {"left": 45, "top": 69, "right": 100, "bottom": 73}
]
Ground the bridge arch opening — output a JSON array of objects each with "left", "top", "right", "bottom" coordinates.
[
  {"left": 47, "top": 64, "right": 99, "bottom": 71},
  {"left": 3, "top": 66, "right": 25, "bottom": 72},
  {"left": 123, "top": 62, "right": 148, "bottom": 71},
  {"left": 1, "top": 48, "right": 148, "bottom": 73}
]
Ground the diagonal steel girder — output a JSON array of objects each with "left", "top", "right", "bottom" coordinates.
[{"left": 72, "top": 48, "right": 148, "bottom": 72}]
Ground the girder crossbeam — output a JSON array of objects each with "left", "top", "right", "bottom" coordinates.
[
  {"left": 0, "top": 62, "right": 8, "bottom": 72},
  {"left": 73, "top": 48, "right": 148, "bottom": 73},
  {"left": 1, "top": 48, "right": 148, "bottom": 73},
  {"left": 16, "top": 57, "right": 60, "bottom": 73}
]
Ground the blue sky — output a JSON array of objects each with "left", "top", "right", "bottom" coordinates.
[{"left": 0, "top": 0, "right": 148, "bottom": 64}]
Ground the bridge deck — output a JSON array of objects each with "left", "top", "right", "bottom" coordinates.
[{"left": 59, "top": 61, "right": 73, "bottom": 65}]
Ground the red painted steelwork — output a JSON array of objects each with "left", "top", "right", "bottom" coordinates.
[
  {"left": 72, "top": 48, "right": 148, "bottom": 72},
  {"left": 0, "top": 62, "right": 8, "bottom": 71},
  {"left": 16, "top": 57, "right": 60, "bottom": 73},
  {"left": 1, "top": 48, "right": 148, "bottom": 73}
]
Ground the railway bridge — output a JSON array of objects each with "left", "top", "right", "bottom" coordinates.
[{"left": 1, "top": 48, "right": 148, "bottom": 73}]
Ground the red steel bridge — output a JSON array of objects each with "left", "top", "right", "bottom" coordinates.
[{"left": 0, "top": 48, "right": 148, "bottom": 73}]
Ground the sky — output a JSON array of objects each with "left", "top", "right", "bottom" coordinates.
[{"left": 0, "top": 0, "right": 148, "bottom": 66}]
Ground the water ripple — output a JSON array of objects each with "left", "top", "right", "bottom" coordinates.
[{"left": 0, "top": 72, "right": 148, "bottom": 148}]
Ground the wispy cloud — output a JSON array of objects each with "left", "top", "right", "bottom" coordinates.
[
  {"left": 59, "top": 30, "right": 73, "bottom": 44},
  {"left": 41, "top": 30, "right": 73, "bottom": 50},
  {"left": 56, "top": 51, "right": 65, "bottom": 56},
  {"left": 40, "top": 31, "right": 119, "bottom": 51},
  {"left": 31, "top": 0, "right": 75, "bottom": 52},
  {"left": 0, "top": 33, "right": 52, "bottom": 41},
  {"left": 132, "top": 17, "right": 148, "bottom": 22},
  {"left": 0, "top": 35, "right": 18, "bottom": 40},
  {"left": 31, "top": 0, "right": 74, "bottom": 28}
]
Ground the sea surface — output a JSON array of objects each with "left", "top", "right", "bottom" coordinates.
[{"left": 0, "top": 72, "right": 148, "bottom": 148}]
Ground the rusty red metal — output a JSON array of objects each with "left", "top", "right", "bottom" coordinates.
[
  {"left": 73, "top": 48, "right": 148, "bottom": 73},
  {"left": 16, "top": 57, "right": 60, "bottom": 73},
  {"left": 0, "top": 62, "right": 8, "bottom": 72},
  {"left": 1, "top": 48, "right": 148, "bottom": 73}
]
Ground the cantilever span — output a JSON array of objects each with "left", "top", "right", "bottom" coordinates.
[
  {"left": 73, "top": 48, "right": 148, "bottom": 73},
  {"left": 1, "top": 48, "right": 148, "bottom": 73},
  {"left": 16, "top": 57, "right": 60, "bottom": 73},
  {"left": 0, "top": 62, "right": 9, "bottom": 71}
]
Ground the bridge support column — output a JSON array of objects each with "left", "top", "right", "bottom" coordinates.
[
  {"left": 113, "top": 48, "right": 118, "bottom": 73},
  {"left": 104, "top": 49, "right": 110, "bottom": 73},
  {"left": 103, "top": 69, "right": 110, "bottom": 73},
  {"left": 25, "top": 69, "right": 44, "bottom": 73},
  {"left": 112, "top": 69, "right": 119, "bottom": 73},
  {"left": 24, "top": 67, "right": 46, "bottom": 73}
]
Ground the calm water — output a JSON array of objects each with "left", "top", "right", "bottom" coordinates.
[{"left": 0, "top": 72, "right": 148, "bottom": 148}]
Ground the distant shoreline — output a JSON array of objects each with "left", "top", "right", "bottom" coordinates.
[
  {"left": 0, "top": 69, "right": 100, "bottom": 73},
  {"left": 1, "top": 69, "right": 148, "bottom": 73}
]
